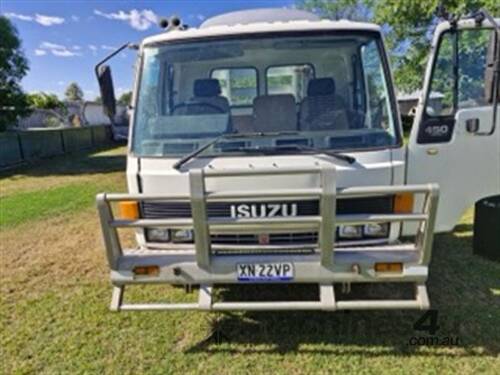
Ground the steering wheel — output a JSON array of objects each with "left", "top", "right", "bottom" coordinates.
[{"left": 172, "top": 101, "right": 225, "bottom": 115}]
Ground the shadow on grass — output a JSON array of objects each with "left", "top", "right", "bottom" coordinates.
[
  {"left": 187, "top": 229, "right": 500, "bottom": 357},
  {"left": 0, "top": 146, "right": 126, "bottom": 179}
]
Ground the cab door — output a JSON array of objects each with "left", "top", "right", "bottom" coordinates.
[{"left": 407, "top": 20, "right": 500, "bottom": 232}]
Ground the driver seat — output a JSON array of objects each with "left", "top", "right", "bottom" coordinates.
[
  {"left": 192, "top": 79, "right": 230, "bottom": 113},
  {"left": 299, "top": 78, "right": 349, "bottom": 130}
]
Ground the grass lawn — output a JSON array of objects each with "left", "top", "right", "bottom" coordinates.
[{"left": 1, "top": 147, "right": 499, "bottom": 374}]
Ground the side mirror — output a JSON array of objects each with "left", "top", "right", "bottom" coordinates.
[
  {"left": 97, "top": 65, "right": 116, "bottom": 120},
  {"left": 484, "top": 31, "right": 499, "bottom": 103}
]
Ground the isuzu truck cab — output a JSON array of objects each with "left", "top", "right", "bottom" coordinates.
[{"left": 96, "top": 9, "right": 499, "bottom": 311}]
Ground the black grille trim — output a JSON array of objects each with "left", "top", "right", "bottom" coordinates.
[
  {"left": 211, "top": 232, "right": 318, "bottom": 245},
  {"left": 142, "top": 196, "right": 393, "bottom": 219}
]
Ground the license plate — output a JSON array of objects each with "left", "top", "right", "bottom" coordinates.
[{"left": 237, "top": 263, "right": 294, "bottom": 281}]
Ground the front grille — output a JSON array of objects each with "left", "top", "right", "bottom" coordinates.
[
  {"left": 141, "top": 197, "right": 392, "bottom": 218},
  {"left": 142, "top": 196, "right": 392, "bottom": 252},
  {"left": 211, "top": 232, "right": 318, "bottom": 245}
]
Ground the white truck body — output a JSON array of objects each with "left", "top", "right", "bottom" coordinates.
[{"left": 96, "top": 9, "right": 499, "bottom": 311}]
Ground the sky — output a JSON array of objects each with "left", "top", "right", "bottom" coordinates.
[{"left": 1, "top": 0, "right": 294, "bottom": 100}]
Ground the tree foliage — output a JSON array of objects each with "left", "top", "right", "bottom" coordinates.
[
  {"left": 118, "top": 91, "right": 132, "bottom": 106},
  {"left": 64, "top": 82, "right": 84, "bottom": 101},
  {"left": 298, "top": 0, "right": 375, "bottom": 21},
  {"left": 298, "top": 0, "right": 500, "bottom": 92},
  {"left": 0, "top": 16, "right": 30, "bottom": 131},
  {"left": 27, "top": 92, "right": 65, "bottom": 110}
]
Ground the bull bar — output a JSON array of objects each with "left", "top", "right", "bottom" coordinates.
[{"left": 96, "top": 165, "right": 439, "bottom": 311}]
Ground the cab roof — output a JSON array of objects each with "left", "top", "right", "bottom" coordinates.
[{"left": 142, "top": 8, "right": 382, "bottom": 47}]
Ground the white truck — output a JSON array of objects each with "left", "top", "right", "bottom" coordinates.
[{"left": 95, "top": 9, "right": 499, "bottom": 312}]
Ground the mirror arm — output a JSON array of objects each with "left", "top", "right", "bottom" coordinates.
[{"left": 94, "top": 42, "right": 132, "bottom": 78}]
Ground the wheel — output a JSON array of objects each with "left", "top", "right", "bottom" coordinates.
[{"left": 473, "top": 195, "right": 500, "bottom": 262}]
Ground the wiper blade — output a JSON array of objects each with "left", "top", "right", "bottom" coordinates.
[
  {"left": 172, "top": 131, "right": 300, "bottom": 170},
  {"left": 293, "top": 145, "right": 356, "bottom": 164}
]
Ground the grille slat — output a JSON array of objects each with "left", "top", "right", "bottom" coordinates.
[{"left": 210, "top": 232, "right": 318, "bottom": 245}]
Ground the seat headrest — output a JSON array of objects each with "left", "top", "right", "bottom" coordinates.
[
  {"left": 307, "top": 78, "right": 336, "bottom": 97},
  {"left": 194, "top": 79, "right": 221, "bottom": 97}
]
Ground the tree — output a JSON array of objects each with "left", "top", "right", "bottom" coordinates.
[
  {"left": 27, "top": 92, "right": 67, "bottom": 127},
  {"left": 118, "top": 91, "right": 132, "bottom": 106},
  {"left": 27, "top": 92, "right": 65, "bottom": 110},
  {"left": 64, "top": 82, "right": 84, "bottom": 101},
  {"left": 0, "top": 16, "right": 30, "bottom": 131},
  {"left": 298, "top": 0, "right": 500, "bottom": 92},
  {"left": 297, "top": 0, "right": 374, "bottom": 21}
]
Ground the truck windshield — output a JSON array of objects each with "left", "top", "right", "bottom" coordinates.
[{"left": 133, "top": 32, "right": 399, "bottom": 157}]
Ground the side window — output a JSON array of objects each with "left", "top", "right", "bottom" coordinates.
[
  {"left": 458, "top": 29, "right": 493, "bottom": 109},
  {"left": 361, "top": 40, "right": 394, "bottom": 131},
  {"left": 266, "top": 64, "right": 314, "bottom": 101},
  {"left": 426, "top": 29, "right": 494, "bottom": 117},
  {"left": 211, "top": 68, "right": 257, "bottom": 106},
  {"left": 426, "top": 32, "right": 454, "bottom": 117}
]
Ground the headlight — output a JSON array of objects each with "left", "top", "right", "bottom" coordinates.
[
  {"left": 171, "top": 229, "right": 193, "bottom": 243},
  {"left": 363, "top": 223, "right": 389, "bottom": 238},
  {"left": 338, "top": 225, "right": 363, "bottom": 239},
  {"left": 146, "top": 228, "right": 170, "bottom": 243}
]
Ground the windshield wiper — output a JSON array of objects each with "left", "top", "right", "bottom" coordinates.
[
  {"left": 292, "top": 145, "right": 356, "bottom": 164},
  {"left": 172, "top": 131, "right": 300, "bottom": 170},
  {"left": 229, "top": 145, "right": 356, "bottom": 164}
]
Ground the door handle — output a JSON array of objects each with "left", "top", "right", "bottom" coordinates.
[{"left": 466, "top": 118, "right": 480, "bottom": 133}]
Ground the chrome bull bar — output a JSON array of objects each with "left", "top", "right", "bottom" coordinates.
[{"left": 96, "top": 165, "right": 439, "bottom": 311}]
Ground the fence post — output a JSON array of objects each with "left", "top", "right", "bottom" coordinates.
[
  {"left": 60, "top": 129, "right": 66, "bottom": 154},
  {"left": 17, "top": 132, "right": 25, "bottom": 161}
]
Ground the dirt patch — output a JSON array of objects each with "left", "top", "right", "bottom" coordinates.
[{"left": 0, "top": 208, "right": 134, "bottom": 300}]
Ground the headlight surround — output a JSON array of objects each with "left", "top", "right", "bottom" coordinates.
[
  {"left": 363, "top": 223, "right": 389, "bottom": 238},
  {"left": 337, "top": 225, "right": 363, "bottom": 239},
  {"left": 337, "top": 223, "right": 389, "bottom": 240},
  {"left": 146, "top": 228, "right": 170, "bottom": 243},
  {"left": 171, "top": 229, "right": 194, "bottom": 243}
]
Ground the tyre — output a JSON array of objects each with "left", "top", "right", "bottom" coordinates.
[{"left": 473, "top": 195, "right": 500, "bottom": 262}]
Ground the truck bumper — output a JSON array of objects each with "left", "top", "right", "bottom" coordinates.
[{"left": 97, "top": 165, "right": 439, "bottom": 311}]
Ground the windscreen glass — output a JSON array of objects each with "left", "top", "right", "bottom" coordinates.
[{"left": 133, "top": 33, "right": 398, "bottom": 156}]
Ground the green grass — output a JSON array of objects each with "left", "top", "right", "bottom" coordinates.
[
  {"left": 0, "top": 182, "right": 115, "bottom": 228},
  {"left": 1, "top": 146, "right": 499, "bottom": 374},
  {"left": 0, "top": 146, "right": 126, "bottom": 228}
]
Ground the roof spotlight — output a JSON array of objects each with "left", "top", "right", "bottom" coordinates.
[
  {"left": 170, "top": 16, "right": 181, "bottom": 28},
  {"left": 158, "top": 18, "right": 169, "bottom": 29}
]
